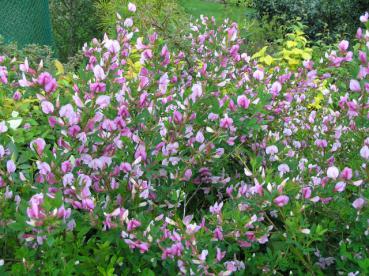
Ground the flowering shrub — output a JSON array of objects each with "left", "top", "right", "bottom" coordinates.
[{"left": 0, "top": 5, "right": 369, "bottom": 275}]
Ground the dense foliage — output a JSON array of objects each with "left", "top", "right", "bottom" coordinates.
[
  {"left": 253, "top": 0, "right": 368, "bottom": 42},
  {"left": 49, "top": 0, "right": 100, "bottom": 62},
  {"left": 0, "top": 4, "right": 369, "bottom": 275}
]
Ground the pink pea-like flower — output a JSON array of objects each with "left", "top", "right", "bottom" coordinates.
[
  {"left": 338, "top": 40, "right": 349, "bottom": 52},
  {"left": 327, "top": 166, "right": 339, "bottom": 179},
  {"left": 220, "top": 116, "right": 233, "bottom": 129},
  {"left": 13, "top": 91, "right": 22, "bottom": 101},
  {"left": 266, "top": 145, "right": 278, "bottom": 155},
  {"left": 104, "top": 39, "right": 120, "bottom": 54},
  {"left": 127, "top": 219, "right": 141, "bottom": 232},
  {"left": 0, "top": 121, "right": 8, "bottom": 133},
  {"left": 334, "top": 182, "right": 346, "bottom": 193},
  {"left": 352, "top": 198, "right": 366, "bottom": 210},
  {"left": 195, "top": 131, "right": 205, "bottom": 143},
  {"left": 6, "top": 160, "right": 16, "bottom": 174},
  {"left": 61, "top": 161, "right": 72, "bottom": 173},
  {"left": 216, "top": 248, "right": 226, "bottom": 262},
  {"left": 37, "top": 72, "right": 57, "bottom": 93},
  {"left": 360, "top": 145, "right": 369, "bottom": 160},
  {"left": 93, "top": 65, "right": 106, "bottom": 81},
  {"left": 274, "top": 195, "right": 289, "bottom": 207},
  {"left": 271, "top": 81, "right": 282, "bottom": 96},
  {"left": 173, "top": 110, "right": 183, "bottom": 124},
  {"left": 183, "top": 169, "right": 192, "bottom": 181},
  {"left": 360, "top": 12, "right": 369, "bottom": 23},
  {"left": 37, "top": 161, "right": 51, "bottom": 175},
  {"left": 301, "top": 187, "right": 312, "bottom": 199},
  {"left": 96, "top": 95, "right": 111, "bottom": 109},
  {"left": 30, "top": 138, "right": 46, "bottom": 156},
  {"left": 210, "top": 202, "right": 223, "bottom": 215},
  {"left": 190, "top": 83, "right": 203, "bottom": 103},
  {"left": 237, "top": 95, "right": 250, "bottom": 109},
  {"left": 349, "top": 79, "right": 361, "bottom": 92},
  {"left": 278, "top": 164, "right": 290, "bottom": 176},
  {"left": 128, "top": 2, "right": 136, "bottom": 12},
  {"left": 340, "top": 167, "right": 352, "bottom": 180},
  {"left": 135, "top": 144, "right": 147, "bottom": 161},
  {"left": 253, "top": 69, "right": 264, "bottom": 81},
  {"left": 0, "top": 145, "right": 4, "bottom": 158},
  {"left": 124, "top": 18, "right": 133, "bottom": 28}
]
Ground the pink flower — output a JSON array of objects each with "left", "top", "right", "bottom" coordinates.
[
  {"left": 340, "top": 167, "right": 352, "bottom": 180},
  {"left": 27, "top": 193, "right": 44, "bottom": 220},
  {"left": 274, "top": 195, "right": 289, "bottom": 207},
  {"left": 195, "top": 131, "right": 205, "bottom": 143},
  {"left": 301, "top": 187, "right": 312, "bottom": 199},
  {"left": 327, "top": 166, "right": 339, "bottom": 179},
  {"left": 124, "top": 18, "right": 133, "bottom": 28},
  {"left": 349, "top": 79, "right": 361, "bottom": 92},
  {"left": 360, "top": 12, "right": 369, "bottom": 23},
  {"left": 210, "top": 202, "right": 223, "bottom": 215},
  {"left": 19, "top": 58, "right": 29, "bottom": 72},
  {"left": 128, "top": 2, "right": 136, "bottom": 12},
  {"left": 37, "top": 72, "right": 57, "bottom": 93},
  {"left": 216, "top": 248, "right": 226, "bottom": 262},
  {"left": 190, "top": 83, "right": 203, "bottom": 103},
  {"left": 173, "top": 110, "right": 183, "bottom": 124},
  {"left": 93, "top": 65, "right": 106, "bottom": 81},
  {"left": 237, "top": 95, "right": 250, "bottom": 109},
  {"left": 0, "top": 145, "right": 4, "bottom": 158},
  {"left": 334, "top": 182, "right": 346, "bottom": 193},
  {"left": 37, "top": 161, "right": 51, "bottom": 175},
  {"left": 135, "top": 144, "right": 147, "bottom": 161},
  {"left": 338, "top": 40, "right": 349, "bottom": 52},
  {"left": 127, "top": 219, "right": 141, "bottom": 231},
  {"left": 271, "top": 81, "right": 282, "bottom": 96},
  {"left": 96, "top": 95, "right": 111, "bottom": 109},
  {"left": 61, "top": 161, "right": 72, "bottom": 173},
  {"left": 90, "top": 82, "right": 106, "bottom": 93},
  {"left": 352, "top": 198, "right": 365, "bottom": 210},
  {"left": 0, "top": 121, "right": 8, "bottom": 133},
  {"left": 183, "top": 169, "right": 192, "bottom": 181},
  {"left": 278, "top": 164, "right": 290, "bottom": 176},
  {"left": 360, "top": 145, "right": 369, "bottom": 160},
  {"left": 13, "top": 91, "right": 22, "bottom": 101},
  {"left": 253, "top": 69, "right": 264, "bottom": 81},
  {"left": 104, "top": 39, "right": 120, "bottom": 54},
  {"left": 7, "top": 160, "right": 16, "bottom": 174},
  {"left": 30, "top": 138, "right": 46, "bottom": 156},
  {"left": 266, "top": 145, "right": 278, "bottom": 155},
  {"left": 220, "top": 116, "right": 233, "bottom": 129},
  {"left": 41, "top": 101, "right": 54, "bottom": 114}
]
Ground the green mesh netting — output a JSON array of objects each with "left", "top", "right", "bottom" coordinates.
[{"left": 0, "top": 0, "right": 53, "bottom": 46}]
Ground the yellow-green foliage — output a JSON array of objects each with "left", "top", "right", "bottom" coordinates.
[{"left": 252, "top": 24, "right": 312, "bottom": 69}]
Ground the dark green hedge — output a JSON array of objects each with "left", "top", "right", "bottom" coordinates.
[{"left": 253, "top": 0, "right": 369, "bottom": 41}]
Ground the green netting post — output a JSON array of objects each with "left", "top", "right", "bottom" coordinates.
[{"left": 0, "top": 0, "right": 53, "bottom": 46}]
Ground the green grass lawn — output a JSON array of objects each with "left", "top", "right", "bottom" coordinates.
[{"left": 179, "top": 0, "right": 256, "bottom": 24}]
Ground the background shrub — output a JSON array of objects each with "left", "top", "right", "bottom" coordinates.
[
  {"left": 253, "top": 0, "right": 368, "bottom": 42},
  {"left": 49, "top": 0, "right": 100, "bottom": 62}
]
